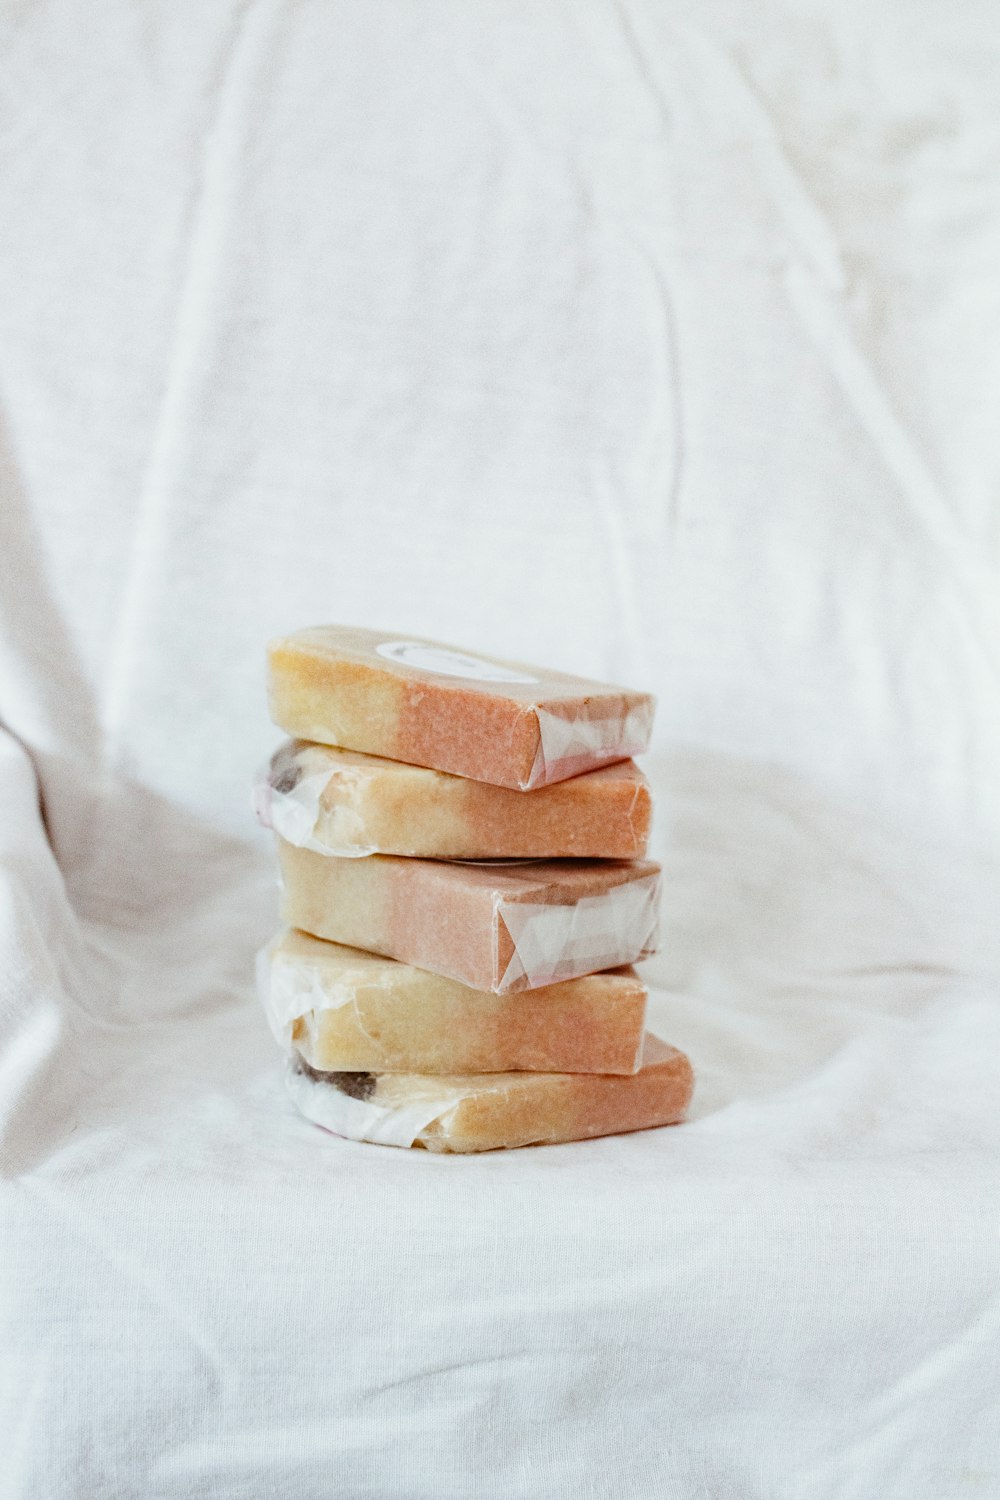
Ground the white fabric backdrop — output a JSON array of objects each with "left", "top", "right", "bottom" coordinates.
[{"left": 2, "top": 2, "right": 999, "bottom": 1495}]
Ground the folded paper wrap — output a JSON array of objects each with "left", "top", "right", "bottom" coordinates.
[
  {"left": 259, "top": 929, "right": 649, "bottom": 1075},
  {"left": 285, "top": 1035, "right": 693, "bottom": 1152},
  {"left": 255, "top": 740, "right": 652, "bottom": 860},
  {"left": 267, "top": 625, "right": 655, "bottom": 789},
  {"left": 277, "top": 841, "right": 662, "bottom": 993}
]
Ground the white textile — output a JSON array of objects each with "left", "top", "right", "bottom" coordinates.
[{"left": 1, "top": 2, "right": 999, "bottom": 1495}]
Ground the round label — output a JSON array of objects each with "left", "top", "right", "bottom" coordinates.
[{"left": 375, "top": 640, "right": 538, "bottom": 684}]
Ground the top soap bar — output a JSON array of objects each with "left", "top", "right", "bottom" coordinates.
[{"left": 267, "top": 625, "right": 655, "bottom": 789}]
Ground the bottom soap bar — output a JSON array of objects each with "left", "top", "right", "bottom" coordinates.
[{"left": 285, "top": 1035, "right": 694, "bottom": 1153}]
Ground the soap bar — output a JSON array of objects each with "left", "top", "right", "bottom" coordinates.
[
  {"left": 285, "top": 1035, "right": 693, "bottom": 1152},
  {"left": 266, "top": 625, "right": 655, "bottom": 789},
  {"left": 277, "top": 841, "right": 662, "bottom": 993},
  {"left": 256, "top": 740, "right": 652, "bottom": 860},
  {"left": 260, "top": 929, "right": 649, "bottom": 1075}
]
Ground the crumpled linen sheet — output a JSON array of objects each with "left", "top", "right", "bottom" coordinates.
[{"left": 2, "top": 2, "right": 1000, "bottom": 1496}]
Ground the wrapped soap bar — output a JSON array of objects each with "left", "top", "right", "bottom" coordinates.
[
  {"left": 285, "top": 1035, "right": 693, "bottom": 1152},
  {"left": 259, "top": 929, "right": 649, "bottom": 1075},
  {"left": 255, "top": 740, "right": 652, "bottom": 860},
  {"left": 267, "top": 625, "right": 655, "bottom": 789},
  {"left": 277, "top": 841, "right": 662, "bottom": 993}
]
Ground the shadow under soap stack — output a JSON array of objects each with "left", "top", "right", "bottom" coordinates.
[{"left": 255, "top": 625, "right": 694, "bottom": 1152}]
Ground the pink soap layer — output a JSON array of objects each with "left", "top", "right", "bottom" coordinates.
[{"left": 277, "top": 841, "right": 662, "bottom": 993}]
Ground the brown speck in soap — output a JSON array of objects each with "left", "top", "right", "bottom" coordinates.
[{"left": 299, "top": 1058, "right": 378, "bottom": 1102}]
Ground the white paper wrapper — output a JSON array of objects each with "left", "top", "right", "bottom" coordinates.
[
  {"left": 528, "top": 698, "right": 654, "bottom": 788},
  {"left": 496, "top": 871, "right": 661, "bottom": 990},
  {"left": 253, "top": 743, "right": 377, "bottom": 856},
  {"left": 256, "top": 936, "right": 361, "bottom": 1048},
  {"left": 285, "top": 1057, "right": 461, "bottom": 1148}
]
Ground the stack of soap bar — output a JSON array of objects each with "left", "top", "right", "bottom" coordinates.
[
  {"left": 285, "top": 1037, "right": 694, "bottom": 1153},
  {"left": 255, "top": 624, "right": 693, "bottom": 1151},
  {"left": 256, "top": 740, "right": 652, "bottom": 859},
  {"left": 267, "top": 625, "right": 655, "bottom": 789},
  {"left": 261, "top": 928, "right": 649, "bottom": 1075},
  {"left": 277, "top": 842, "right": 661, "bottom": 993}
]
